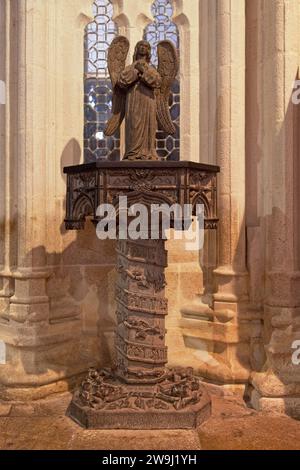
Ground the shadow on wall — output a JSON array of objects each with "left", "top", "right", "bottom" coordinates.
[
  {"left": 4, "top": 76, "right": 300, "bottom": 407},
  {"left": 244, "top": 0, "right": 300, "bottom": 415},
  {"left": 210, "top": 61, "right": 300, "bottom": 405},
  {"left": 175, "top": 0, "right": 293, "bottom": 397},
  {"left": 167, "top": 52, "right": 300, "bottom": 415},
  {"left": 0, "top": 139, "right": 117, "bottom": 396},
  {"left": 60, "top": 138, "right": 82, "bottom": 177},
  {"left": 20, "top": 228, "right": 117, "bottom": 389},
  {"left": 244, "top": 47, "right": 300, "bottom": 412},
  {"left": 255, "top": 77, "right": 300, "bottom": 415}
]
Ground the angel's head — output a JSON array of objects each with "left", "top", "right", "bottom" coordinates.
[{"left": 133, "top": 40, "right": 151, "bottom": 63}]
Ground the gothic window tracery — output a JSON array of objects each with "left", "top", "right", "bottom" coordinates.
[
  {"left": 84, "top": 0, "right": 180, "bottom": 162},
  {"left": 144, "top": 0, "right": 180, "bottom": 161},
  {"left": 84, "top": 0, "right": 119, "bottom": 162}
]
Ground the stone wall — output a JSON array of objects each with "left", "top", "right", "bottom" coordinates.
[
  {"left": 0, "top": 0, "right": 103, "bottom": 400},
  {"left": 246, "top": 0, "right": 300, "bottom": 416},
  {"left": 0, "top": 0, "right": 204, "bottom": 401},
  {"left": 0, "top": 0, "right": 300, "bottom": 417}
]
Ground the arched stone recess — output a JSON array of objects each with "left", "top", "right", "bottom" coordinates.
[
  {"left": 199, "top": 0, "right": 217, "bottom": 167},
  {"left": 113, "top": 0, "right": 199, "bottom": 164},
  {"left": 112, "top": 13, "right": 130, "bottom": 37},
  {"left": 248, "top": 0, "right": 300, "bottom": 419},
  {"left": 211, "top": 0, "right": 257, "bottom": 389},
  {"left": 144, "top": 0, "right": 180, "bottom": 161},
  {"left": 113, "top": 0, "right": 153, "bottom": 56},
  {"left": 172, "top": 0, "right": 199, "bottom": 163},
  {"left": 175, "top": 0, "right": 263, "bottom": 393},
  {"left": 84, "top": 1, "right": 120, "bottom": 161},
  {"left": 0, "top": 0, "right": 15, "bottom": 324},
  {"left": 84, "top": 1, "right": 154, "bottom": 162},
  {"left": 0, "top": 0, "right": 103, "bottom": 401}
]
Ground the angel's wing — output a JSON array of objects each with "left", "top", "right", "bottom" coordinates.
[
  {"left": 156, "top": 41, "right": 179, "bottom": 135},
  {"left": 105, "top": 36, "right": 130, "bottom": 136}
]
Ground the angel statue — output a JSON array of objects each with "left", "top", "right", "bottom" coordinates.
[{"left": 104, "top": 37, "right": 179, "bottom": 161}]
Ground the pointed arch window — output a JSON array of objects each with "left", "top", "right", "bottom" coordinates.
[
  {"left": 84, "top": 0, "right": 119, "bottom": 162},
  {"left": 144, "top": 0, "right": 180, "bottom": 161}
]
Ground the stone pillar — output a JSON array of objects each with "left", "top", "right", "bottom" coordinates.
[
  {"left": 184, "top": 0, "right": 262, "bottom": 390},
  {"left": 213, "top": 0, "right": 248, "bottom": 314},
  {"left": 0, "top": 0, "right": 15, "bottom": 324},
  {"left": 165, "top": 1, "right": 215, "bottom": 372},
  {"left": 112, "top": 0, "right": 152, "bottom": 172},
  {"left": 113, "top": 0, "right": 206, "bottom": 373},
  {"left": 115, "top": 239, "right": 168, "bottom": 383},
  {"left": 173, "top": 0, "right": 200, "bottom": 162},
  {"left": 250, "top": 0, "right": 300, "bottom": 417},
  {"left": 0, "top": 0, "right": 96, "bottom": 401},
  {"left": 114, "top": 0, "right": 152, "bottom": 59},
  {"left": 67, "top": 230, "right": 211, "bottom": 428},
  {"left": 212, "top": 0, "right": 265, "bottom": 389},
  {"left": 172, "top": 0, "right": 210, "bottom": 359}
]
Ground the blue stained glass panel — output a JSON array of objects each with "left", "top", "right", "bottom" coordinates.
[
  {"left": 84, "top": 0, "right": 180, "bottom": 162},
  {"left": 144, "top": 0, "right": 180, "bottom": 161},
  {"left": 84, "top": 0, "right": 119, "bottom": 161}
]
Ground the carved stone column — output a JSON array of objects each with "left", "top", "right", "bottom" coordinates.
[
  {"left": 64, "top": 160, "right": 219, "bottom": 429},
  {"left": 249, "top": 0, "right": 300, "bottom": 418},
  {"left": 115, "top": 239, "right": 168, "bottom": 384},
  {"left": 0, "top": 0, "right": 94, "bottom": 401},
  {"left": 214, "top": 0, "right": 248, "bottom": 317},
  {"left": 208, "top": 0, "right": 259, "bottom": 389},
  {"left": 68, "top": 238, "right": 211, "bottom": 429},
  {"left": 182, "top": 0, "right": 259, "bottom": 392}
]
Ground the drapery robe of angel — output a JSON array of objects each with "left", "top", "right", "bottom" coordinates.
[{"left": 117, "top": 62, "right": 162, "bottom": 160}]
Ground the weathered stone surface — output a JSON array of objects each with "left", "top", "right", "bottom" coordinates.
[
  {"left": 2, "top": 0, "right": 300, "bottom": 423},
  {"left": 2, "top": 390, "right": 300, "bottom": 450},
  {"left": 0, "top": 403, "right": 12, "bottom": 417},
  {"left": 68, "top": 367, "right": 211, "bottom": 429},
  {"left": 105, "top": 38, "right": 178, "bottom": 161},
  {"left": 198, "top": 393, "right": 300, "bottom": 450},
  {"left": 67, "top": 238, "right": 212, "bottom": 429},
  {"left": 65, "top": 161, "right": 219, "bottom": 429},
  {"left": 0, "top": 415, "right": 202, "bottom": 450}
]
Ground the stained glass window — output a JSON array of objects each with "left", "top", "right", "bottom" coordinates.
[
  {"left": 144, "top": 0, "right": 180, "bottom": 161},
  {"left": 84, "top": 0, "right": 119, "bottom": 162}
]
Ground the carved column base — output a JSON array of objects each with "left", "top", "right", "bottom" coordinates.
[
  {"left": 67, "top": 367, "right": 211, "bottom": 429},
  {"left": 67, "top": 238, "right": 211, "bottom": 429}
]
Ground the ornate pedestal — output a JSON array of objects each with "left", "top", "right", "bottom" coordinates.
[{"left": 64, "top": 161, "right": 219, "bottom": 429}]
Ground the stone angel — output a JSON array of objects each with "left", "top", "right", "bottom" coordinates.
[{"left": 104, "top": 37, "right": 179, "bottom": 161}]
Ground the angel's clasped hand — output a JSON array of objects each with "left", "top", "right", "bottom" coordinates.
[{"left": 135, "top": 61, "right": 146, "bottom": 75}]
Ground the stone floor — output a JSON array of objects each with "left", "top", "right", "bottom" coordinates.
[{"left": 1, "top": 386, "right": 300, "bottom": 450}]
